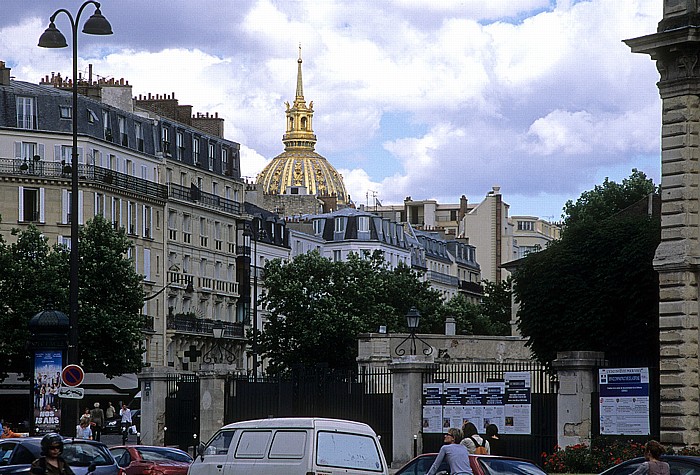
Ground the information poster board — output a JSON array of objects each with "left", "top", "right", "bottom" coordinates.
[
  {"left": 422, "top": 373, "right": 528, "bottom": 434},
  {"left": 504, "top": 372, "right": 531, "bottom": 435},
  {"left": 599, "top": 367, "right": 650, "bottom": 435},
  {"left": 422, "top": 383, "right": 443, "bottom": 433}
]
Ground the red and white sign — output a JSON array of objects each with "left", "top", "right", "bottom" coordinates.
[{"left": 61, "top": 364, "right": 84, "bottom": 387}]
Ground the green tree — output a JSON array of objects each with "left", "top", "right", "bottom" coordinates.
[
  {"left": 256, "top": 250, "right": 442, "bottom": 374},
  {"left": 437, "top": 279, "right": 511, "bottom": 336},
  {"left": 514, "top": 171, "right": 659, "bottom": 367},
  {"left": 0, "top": 215, "right": 144, "bottom": 379},
  {"left": 562, "top": 168, "right": 656, "bottom": 228},
  {"left": 78, "top": 215, "right": 145, "bottom": 377}
]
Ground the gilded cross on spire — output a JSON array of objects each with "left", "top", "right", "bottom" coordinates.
[{"left": 296, "top": 43, "right": 304, "bottom": 101}]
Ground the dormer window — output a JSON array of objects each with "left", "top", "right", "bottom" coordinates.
[
  {"left": 334, "top": 217, "right": 346, "bottom": 234},
  {"left": 313, "top": 219, "right": 323, "bottom": 235},
  {"left": 358, "top": 216, "right": 369, "bottom": 233}
]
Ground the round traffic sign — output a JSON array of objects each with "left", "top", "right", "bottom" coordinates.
[{"left": 62, "top": 364, "right": 84, "bottom": 387}]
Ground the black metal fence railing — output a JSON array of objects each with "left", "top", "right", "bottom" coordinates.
[
  {"left": 168, "top": 183, "right": 241, "bottom": 215},
  {"left": 166, "top": 314, "right": 244, "bottom": 338},
  {"left": 0, "top": 159, "right": 168, "bottom": 200}
]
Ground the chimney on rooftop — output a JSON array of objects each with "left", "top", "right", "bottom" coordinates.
[{"left": 0, "top": 61, "right": 11, "bottom": 86}]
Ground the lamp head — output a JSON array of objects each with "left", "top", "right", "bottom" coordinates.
[
  {"left": 82, "top": 8, "right": 113, "bottom": 35},
  {"left": 38, "top": 22, "right": 68, "bottom": 48},
  {"left": 406, "top": 306, "right": 421, "bottom": 330}
]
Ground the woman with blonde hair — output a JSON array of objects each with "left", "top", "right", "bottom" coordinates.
[
  {"left": 426, "top": 427, "right": 473, "bottom": 475},
  {"left": 630, "top": 441, "right": 669, "bottom": 475}
]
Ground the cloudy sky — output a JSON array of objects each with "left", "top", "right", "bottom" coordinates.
[{"left": 2, "top": 0, "right": 661, "bottom": 220}]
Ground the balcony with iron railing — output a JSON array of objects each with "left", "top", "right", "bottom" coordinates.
[
  {"left": 166, "top": 314, "right": 244, "bottom": 339},
  {"left": 424, "top": 270, "right": 459, "bottom": 286},
  {"left": 169, "top": 182, "right": 241, "bottom": 215},
  {"left": 0, "top": 159, "right": 168, "bottom": 200}
]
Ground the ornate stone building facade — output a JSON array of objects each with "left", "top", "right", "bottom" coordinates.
[{"left": 625, "top": 0, "right": 700, "bottom": 446}]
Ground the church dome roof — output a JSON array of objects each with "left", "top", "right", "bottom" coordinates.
[{"left": 256, "top": 47, "right": 350, "bottom": 205}]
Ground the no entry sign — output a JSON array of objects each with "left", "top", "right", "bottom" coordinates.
[{"left": 61, "top": 364, "right": 84, "bottom": 387}]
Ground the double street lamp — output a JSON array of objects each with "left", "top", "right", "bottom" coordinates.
[{"left": 39, "top": 1, "right": 112, "bottom": 435}]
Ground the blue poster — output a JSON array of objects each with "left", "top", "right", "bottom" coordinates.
[
  {"left": 599, "top": 367, "right": 650, "bottom": 435},
  {"left": 33, "top": 351, "right": 63, "bottom": 435}
]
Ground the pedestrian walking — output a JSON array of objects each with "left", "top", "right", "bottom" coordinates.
[
  {"left": 105, "top": 402, "right": 115, "bottom": 420},
  {"left": 484, "top": 424, "right": 505, "bottom": 456},
  {"left": 30, "top": 433, "right": 75, "bottom": 475},
  {"left": 461, "top": 422, "right": 490, "bottom": 455},
  {"left": 90, "top": 403, "right": 104, "bottom": 442},
  {"left": 120, "top": 404, "right": 132, "bottom": 444},
  {"left": 426, "top": 427, "right": 473, "bottom": 475},
  {"left": 629, "top": 441, "right": 670, "bottom": 475}
]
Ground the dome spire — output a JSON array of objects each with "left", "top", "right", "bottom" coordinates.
[
  {"left": 283, "top": 45, "right": 316, "bottom": 151},
  {"left": 296, "top": 43, "right": 304, "bottom": 101}
]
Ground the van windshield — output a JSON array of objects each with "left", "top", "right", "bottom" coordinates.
[{"left": 316, "top": 431, "right": 383, "bottom": 472}]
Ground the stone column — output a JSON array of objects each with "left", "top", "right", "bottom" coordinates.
[
  {"left": 552, "top": 351, "right": 606, "bottom": 448},
  {"left": 139, "top": 366, "right": 171, "bottom": 446},
  {"left": 389, "top": 357, "right": 438, "bottom": 469},
  {"left": 625, "top": 2, "right": 700, "bottom": 447},
  {"left": 198, "top": 370, "right": 227, "bottom": 444}
]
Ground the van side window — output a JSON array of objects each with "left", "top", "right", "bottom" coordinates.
[
  {"left": 235, "top": 431, "right": 271, "bottom": 459},
  {"left": 269, "top": 430, "right": 307, "bottom": 459},
  {"left": 205, "top": 430, "right": 235, "bottom": 455},
  {"left": 316, "top": 431, "right": 384, "bottom": 472}
]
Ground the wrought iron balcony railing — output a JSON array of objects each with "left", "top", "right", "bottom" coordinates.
[
  {"left": 169, "top": 182, "right": 241, "bottom": 215},
  {"left": 166, "top": 314, "right": 244, "bottom": 338}
]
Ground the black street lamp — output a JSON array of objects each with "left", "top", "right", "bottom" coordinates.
[
  {"left": 38, "top": 1, "right": 112, "bottom": 435},
  {"left": 201, "top": 321, "right": 239, "bottom": 365},
  {"left": 395, "top": 307, "right": 433, "bottom": 356}
]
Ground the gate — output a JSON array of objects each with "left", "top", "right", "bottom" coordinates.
[
  {"left": 165, "top": 373, "right": 200, "bottom": 451},
  {"left": 422, "top": 361, "right": 557, "bottom": 465},
  {"left": 224, "top": 366, "right": 393, "bottom": 463}
]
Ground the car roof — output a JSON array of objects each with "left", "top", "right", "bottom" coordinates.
[{"left": 220, "top": 417, "right": 374, "bottom": 433}]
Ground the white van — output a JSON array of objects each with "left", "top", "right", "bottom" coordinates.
[{"left": 188, "top": 417, "right": 388, "bottom": 475}]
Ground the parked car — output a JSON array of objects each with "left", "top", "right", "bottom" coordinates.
[
  {"left": 394, "top": 453, "right": 547, "bottom": 475},
  {"left": 110, "top": 446, "right": 192, "bottom": 475},
  {"left": 599, "top": 455, "right": 700, "bottom": 475},
  {"left": 0, "top": 437, "right": 119, "bottom": 475}
]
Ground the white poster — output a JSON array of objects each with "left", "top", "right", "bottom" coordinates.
[
  {"left": 504, "top": 372, "right": 531, "bottom": 434},
  {"left": 599, "top": 368, "right": 650, "bottom": 435}
]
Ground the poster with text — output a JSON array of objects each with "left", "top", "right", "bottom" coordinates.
[
  {"left": 599, "top": 367, "right": 650, "bottom": 435},
  {"left": 33, "top": 351, "right": 63, "bottom": 435},
  {"left": 443, "top": 384, "right": 467, "bottom": 429},
  {"left": 422, "top": 383, "right": 444, "bottom": 433},
  {"left": 504, "top": 372, "right": 531, "bottom": 434}
]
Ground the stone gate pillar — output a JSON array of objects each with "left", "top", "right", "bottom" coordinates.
[
  {"left": 139, "top": 367, "right": 170, "bottom": 446},
  {"left": 389, "top": 357, "right": 438, "bottom": 469},
  {"left": 625, "top": 2, "right": 700, "bottom": 447},
  {"left": 552, "top": 351, "right": 606, "bottom": 449},
  {"left": 198, "top": 370, "right": 227, "bottom": 444}
]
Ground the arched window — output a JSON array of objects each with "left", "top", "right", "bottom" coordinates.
[
  {"left": 301, "top": 117, "right": 307, "bottom": 130},
  {"left": 289, "top": 118, "right": 294, "bottom": 130}
]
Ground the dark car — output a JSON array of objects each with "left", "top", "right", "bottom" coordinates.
[
  {"left": 0, "top": 437, "right": 119, "bottom": 475},
  {"left": 395, "top": 453, "right": 547, "bottom": 475},
  {"left": 104, "top": 410, "right": 140, "bottom": 435},
  {"left": 110, "top": 446, "right": 192, "bottom": 475},
  {"left": 599, "top": 455, "right": 700, "bottom": 475}
]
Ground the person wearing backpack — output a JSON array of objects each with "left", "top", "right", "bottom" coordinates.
[{"left": 461, "top": 422, "right": 490, "bottom": 455}]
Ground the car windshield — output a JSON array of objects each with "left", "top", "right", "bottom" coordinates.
[
  {"left": 479, "top": 458, "right": 547, "bottom": 475},
  {"left": 137, "top": 448, "right": 192, "bottom": 463},
  {"left": 62, "top": 442, "right": 112, "bottom": 467}
]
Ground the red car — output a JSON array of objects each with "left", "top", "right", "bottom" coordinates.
[
  {"left": 394, "top": 452, "right": 546, "bottom": 475},
  {"left": 109, "top": 446, "right": 193, "bottom": 475}
]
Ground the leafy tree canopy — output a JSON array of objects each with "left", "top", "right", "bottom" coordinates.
[
  {"left": 563, "top": 169, "right": 656, "bottom": 229},
  {"left": 514, "top": 171, "right": 659, "bottom": 367},
  {"left": 0, "top": 215, "right": 145, "bottom": 379},
  {"left": 256, "top": 250, "right": 443, "bottom": 374},
  {"left": 436, "top": 279, "right": 512, "bottom": 336}
]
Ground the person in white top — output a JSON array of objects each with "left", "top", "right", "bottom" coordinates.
[{"left": 460, "top": 422, "right": 490, "bottom": 455}]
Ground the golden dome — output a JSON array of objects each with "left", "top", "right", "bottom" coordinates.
[{"left": 256, "top": 47, "right": 350, "bottom": 205}]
